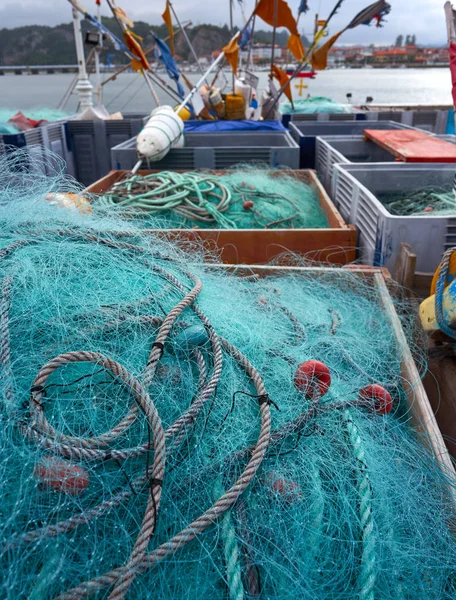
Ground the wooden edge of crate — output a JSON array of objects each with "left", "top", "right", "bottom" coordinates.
[
  {"left": 205, "top": 264, "right": 456, "bottom": 506},
  {"left": 84, "top": 169, "right": 352, "bottom": 232},
  {"left": 138, "top": 229, "right": 357, "bottom": 265},
  {"left": 373, "top": 273, "right": 456, "bottom": 508}
]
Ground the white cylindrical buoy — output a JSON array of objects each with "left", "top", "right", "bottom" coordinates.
[
  {"left": 235, "top": 78, "right": 252, "bottom": 117},
  {"left": 136, "top": 106, "right": 185, "bottom": 162}
]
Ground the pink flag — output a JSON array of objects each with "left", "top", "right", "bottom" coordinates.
[{"left": 450, "top": 42, "right": 456, "bottom": 107}]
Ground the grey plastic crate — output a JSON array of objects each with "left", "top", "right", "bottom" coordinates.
[
  {"left": 285, "top": 109, "right": 448, "bottom": 133},
  {"left": 316, "top": 134, "right": 455, "bottom": 196},
  {"left": 0, "top": 122, "right": 73, "bottom": 176},
  {"left": 289, "top": 120, "right": 413, "bottom": 169},
  {"left": 66, "top": 116, "right": 147, "bottom": 186},
  {"left": 332, "top": 162, "right": 456, "bottom": 272},
  {"left": 111, "top": 131, "right": 300, "bottom": 170}
]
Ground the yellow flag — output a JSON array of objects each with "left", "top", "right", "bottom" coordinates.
[
  {"left": 162, "top": 0, "right": 175, "bottom": 55},
  {"left": 222, "top": 38, "right": 239, "bottom": 76},
  {"left": 287, "top": 33, "right": 304, "bottom": 61},
  {"left": 113, "top": 6, "right": 135, "bottom": 29},
  {"left": 271, "top": 64, "right": 293, "bottom": 102},
  {"left": 311, "top": 29, "right": 344, "bottom": 70}
]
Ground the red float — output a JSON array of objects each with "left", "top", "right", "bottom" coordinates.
[
  {"left": 34, "top": 457, "right": 90, "bottom": 495},
  {"left": 294, "top": 360, "right": 331, "bottom": 399},
  {"left": 243, "top": 200, "right": 254, "bottom": 210},
  {"left": 359, "top": 384, "right": 393, "bottom": 415},
  {"left": 267, "top": 473, "right": 302, "bottom": 504}
]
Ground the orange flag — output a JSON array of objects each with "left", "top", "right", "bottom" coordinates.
[
  {"left": 254, "top": 0, "right": 304, "bottom": 61},
  {"left": 162, "top": 0, "right": 175, "bottom": 55},
  {"left": 222, "top": 37, "right": 239, "bottom": 76},
  {"left": 254, "top": 0, "right": 299, "bottom": 35},
  {"left": 311, "top": 30, "right": 344, "bottom": 70},
  {"left": 271, "top": 65, "right": 292, "bottom": 102},
  {"left": 124, "top": 30, "right": 150, "bottom": 72},
  {"left": 287, "top": 33, "right": 304, "bottom": 61}
]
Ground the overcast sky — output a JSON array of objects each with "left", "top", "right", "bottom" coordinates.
[{"left": 0, "top": 0, "right": 448, "bottom": 45}]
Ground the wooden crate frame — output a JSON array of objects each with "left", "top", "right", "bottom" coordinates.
[
  {"left": 86, "top": 170, "right": 356, "bottom": 265},
  {"left": 203, "top": 263, "right": 456, "bottom": 504}
]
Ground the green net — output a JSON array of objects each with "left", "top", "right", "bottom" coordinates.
[
  {"left": 0, "top": 149, "right": 455, "bottom": 600},
  {"left": 280, "top": 96, "right": 352, "bottom": 115},
  {"left": 377, "top": 188, "right": 456, "bottom": 216},
  {"left": 95, "top": 168, "right": 329, "bottom": 230}
]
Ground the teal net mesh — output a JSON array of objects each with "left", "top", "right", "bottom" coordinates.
[
  {"left": 0, "top": 149, "right": 455, "bottom": 600},
  {"left": 377, "top": 187, "right": 456, "bottom": 216},
  {"left": 94, "top": 168, "right": 330, "bottom": 230}
]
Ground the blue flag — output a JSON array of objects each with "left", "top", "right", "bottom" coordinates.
[
  {"left": 298, "top": 0, "right": 309, "bottom": 15},
  {"left": 153, "top": 35, "right": 184, "bottom": 99},
  {"left": 239, "top": 27, "right": 252, "bottom": 50}
]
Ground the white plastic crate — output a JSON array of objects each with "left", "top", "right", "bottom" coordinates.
[
  {"left": 333, "top": 162, "right": 456, "bottom": 272},
  {"left": 285, "top": 109, "right": 449, "bottom": 133},
  {"left": 289, "top": 120, "right": 413, "bottom": 169},
  {"left": 0, "top": 122, "right": 74, "bottom": 176},
  {"left": 316, "top": 134, "right": 455, "bottom": 197},
  {"left": 111, "top": 131, "right": 300, "bottom": 170}
]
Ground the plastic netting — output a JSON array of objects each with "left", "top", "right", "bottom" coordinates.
[
  {"left": 377, "top": 187, "right": 456, "bottom": 216},
  {"left": 95, "top": 167, "right": 329, "bottom": 230},
  {"left": 0, "top": 149, "right": 455, "bottom": 600}
]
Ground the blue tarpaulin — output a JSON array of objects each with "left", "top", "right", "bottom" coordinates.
[{"left": 184, "top": 120, "right": 286, "bottom": 132}]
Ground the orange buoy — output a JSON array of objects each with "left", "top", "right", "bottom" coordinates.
[
  {"left": 294, "top": 360, "right": 331, "bottom": 400},
  {"left": 266, "top": 472, "right": 302, "bottom": 504},
  {"left": 359, "top": 384, "right": 393, "bottom": 415},
  {"left": 35, "top": 457, "right": 90, "bottom": 495}
]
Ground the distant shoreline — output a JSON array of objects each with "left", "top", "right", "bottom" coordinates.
[{"left": 0, "top": 65, "right": 449, "bottom": 76}]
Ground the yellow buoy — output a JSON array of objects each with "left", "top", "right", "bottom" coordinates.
[
  {"left": 175, "top": 105, "right": 192, "bottom": 121},
  {"left": 419, "top": 280, "right": 456, "bottom": 333},
  {"left": 225, "top": 94, "right": 245, "bottom": 121}
]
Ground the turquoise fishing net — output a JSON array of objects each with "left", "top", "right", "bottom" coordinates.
[
  {"left": 95, "top": 167, "right": 329, "bottom": 230},
  {"left": 280, "top": 96, "right": 352, "bottom": 115},
  {"left": 377, "top": 187, "right": 456, "bottom": 216},
  {"left": 0, "top": 149, "right": 456, "bottom": 599}
]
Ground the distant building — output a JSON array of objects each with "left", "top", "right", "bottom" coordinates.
[{"left": 239, "top": 43, "right": 286, "bottom": 62}]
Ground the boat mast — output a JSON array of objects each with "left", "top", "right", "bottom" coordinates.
[
  {"left": 94, "top": 0, "right": 103, "bottom": 105},
  {"left": 72, "top": 5, "right": 94, "bottom": 108}
]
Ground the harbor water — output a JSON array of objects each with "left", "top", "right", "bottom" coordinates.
[{"left": 0, "top": 68, "right": 453, "bottom": 114}]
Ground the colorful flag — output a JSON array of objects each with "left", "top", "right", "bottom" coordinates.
[
  {"left": 254, "top": 0, "right": 304, "bottom": 60},
  {"left": 154, "top": 36, "right": 184, "bottom": 98},
  {"left": 222, "top": 37, "right": 240, "bottom": 76},
  {"left": 123, "top": 30, "right": 150, "bottom": 71},
  {"left": 311, "top": 0, "right": 391, "bottom": 70},
  {"left": 239, "top": 26, "right": 252, "bottom": 50},
  {"left": 112, "top": 4, "right": 134, "bottom": 28},
  {"left": 298, "top": 0, "right": 309, "bottom": 15},
  {"left": 287, "top": 33, "right": 304, "bottom": 61},
  {"left": 451, "top": 43, "right": 456, "bottom": 109},
  {"left": 271, "top": 64, "right": 293, "bottom": 101},
  {"left": 162, "top": 0, "right": 175, "bottom": 56},
  {"left": 347, "top": 0, "right": 390, "bottom": 28},
  {"left": 254, "top": 0, "right": 300, "bottom": 36},
  {"left": 311, "top": 30, "right": 343, "bottom": 70}
]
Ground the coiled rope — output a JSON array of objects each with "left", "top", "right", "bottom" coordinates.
[{"left": 97, "top": 172, "right": 237, "bottom": 229}]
